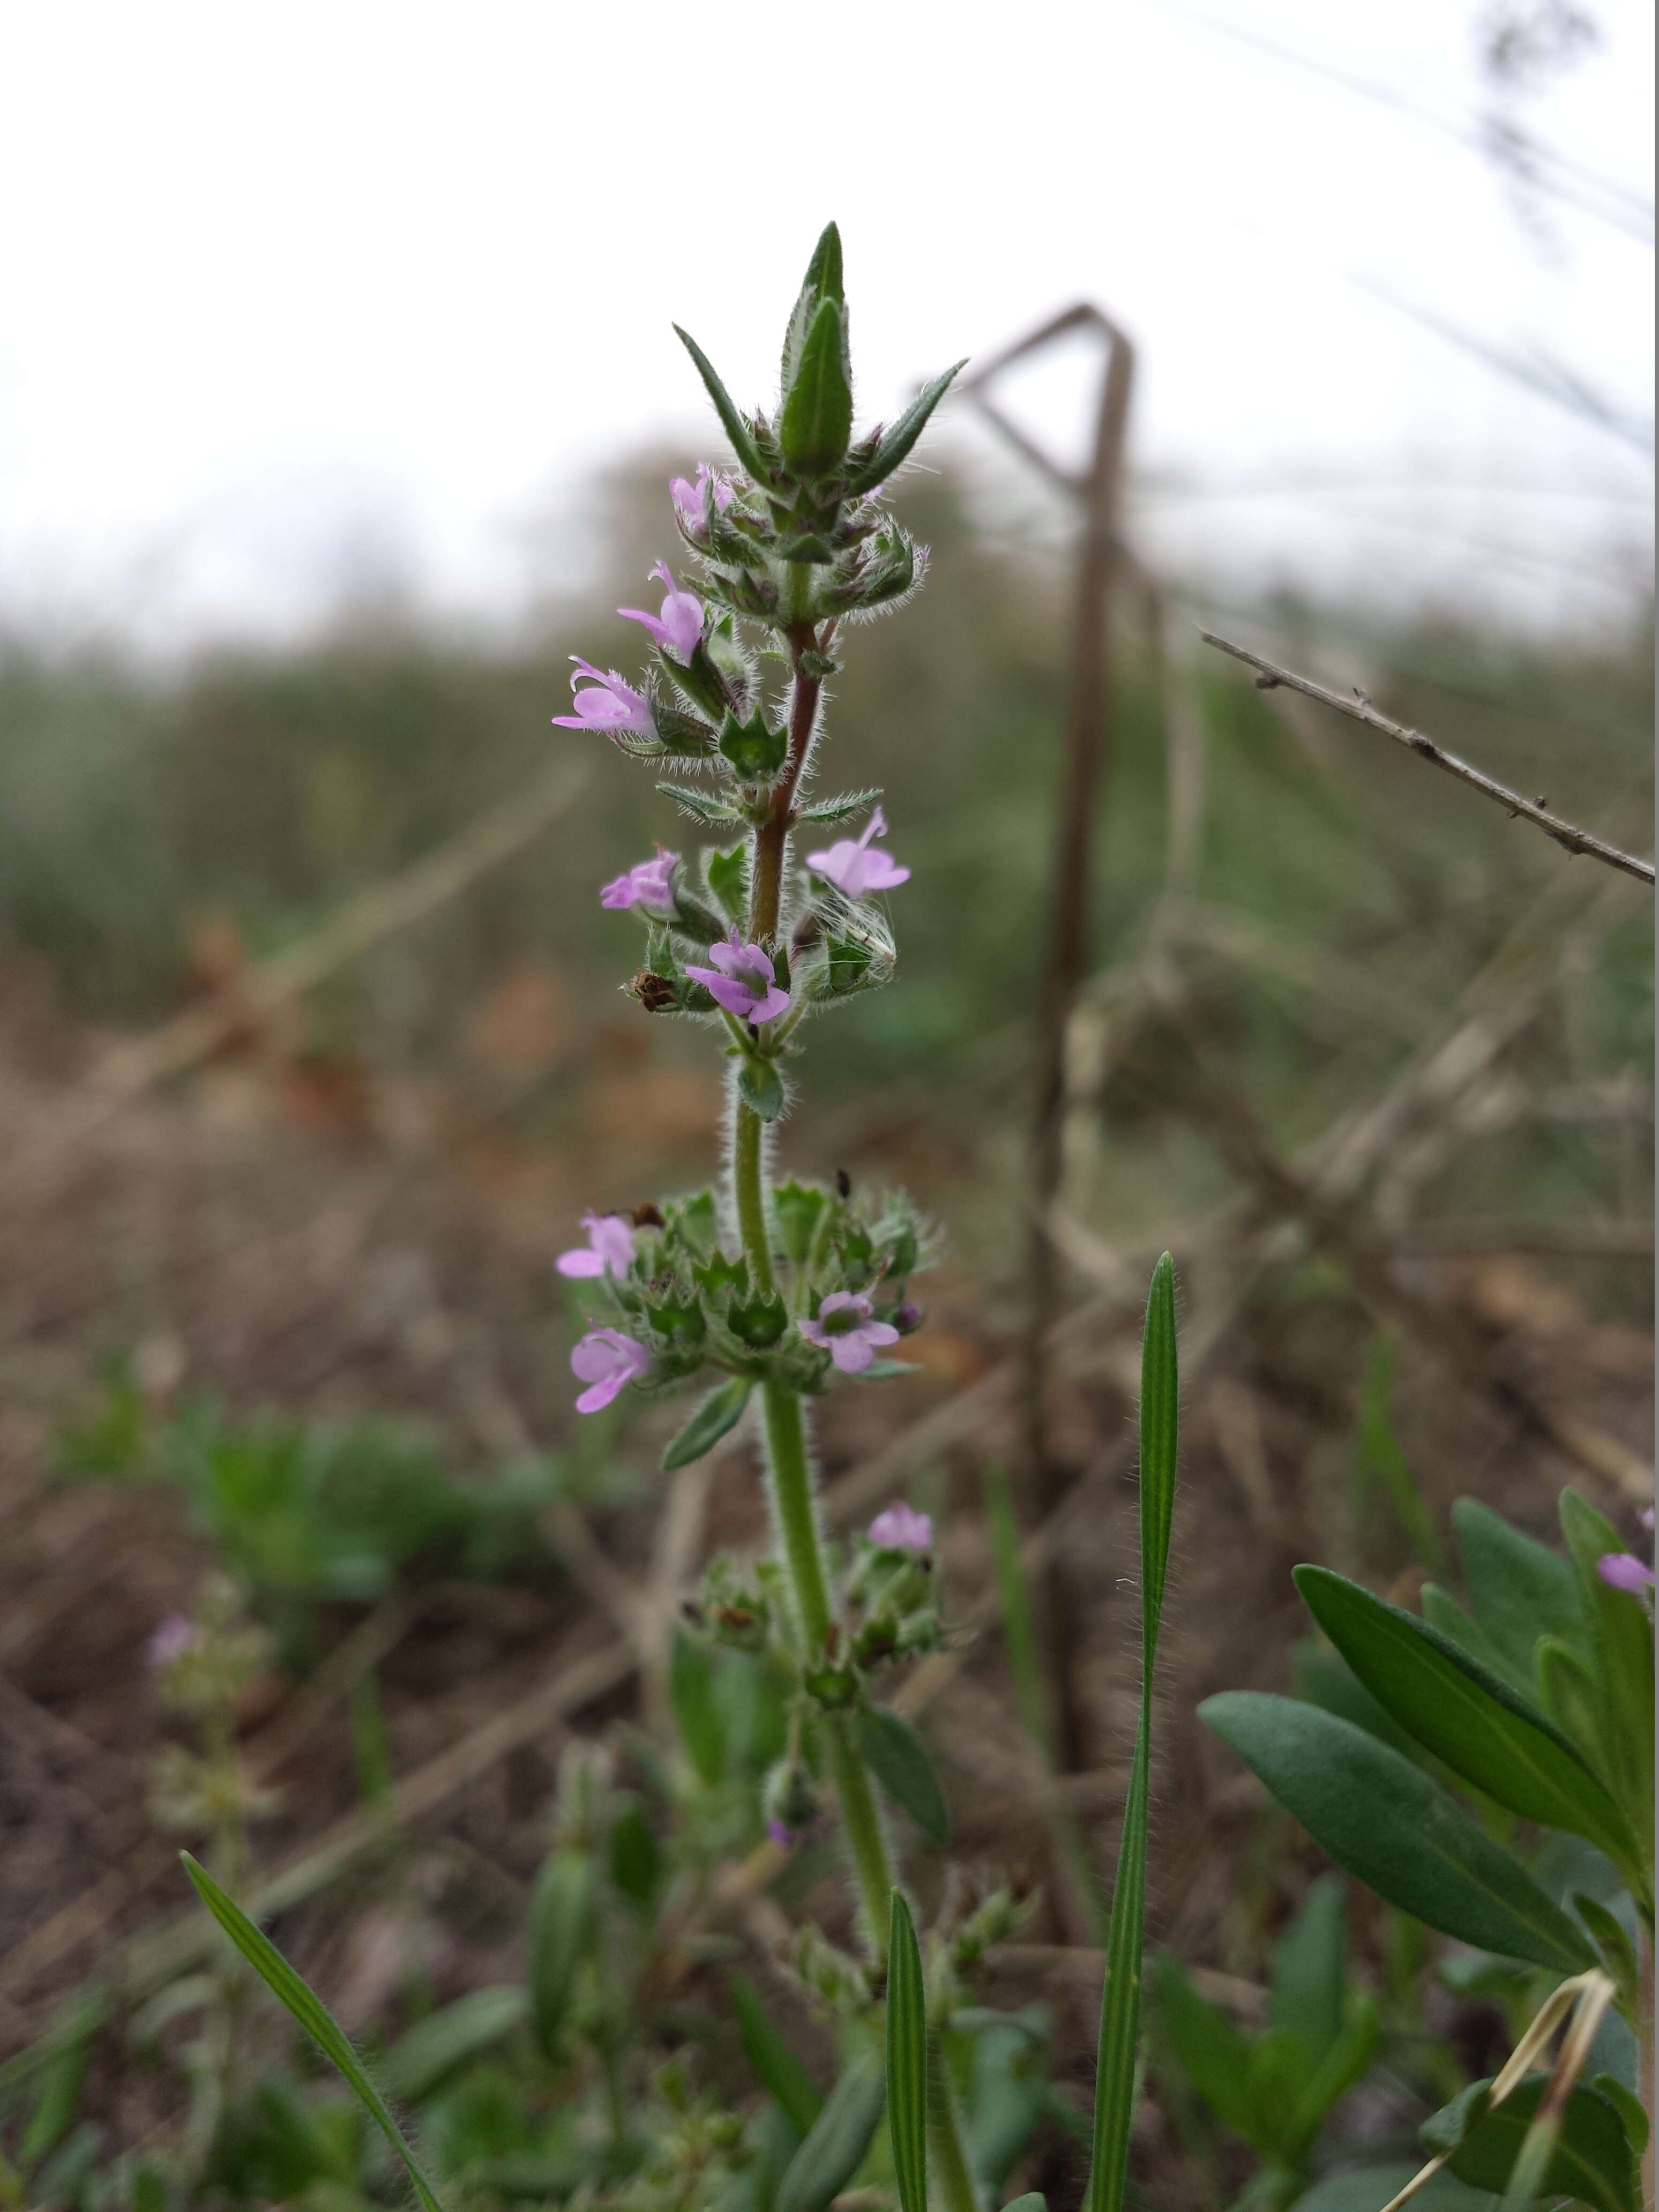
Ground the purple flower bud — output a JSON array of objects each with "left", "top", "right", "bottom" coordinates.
[
  {"left": 683, "top": 936, "right": 791, "bottom": 1027},
  {"left": 570, "top": 1327, "right": 652, "bottom": 1414},
  {"left": 1597, "top": 1551, "right": 1655, "bottom": 1594},
  {"left": 765, "top": 1819, "right": 800, "bottom": 1850},
  {"left": 619, "top": 563, "right": 704, "bottom": 663},
  {"left": 867, "top": 1502, "right": 933, "bottom": 1553},
  {"left": 892, "top": 1301, "right": 924, "bottom": 1335},
  {"left": 551, "top": 657, "right": 656, "bottom": 738},
  {"left": 799, "top": 1292, "right": 902, "bottom": 1377},
  {"left": 146, "top": 1613, "right": 199, "bottom": 1669},
  {"left": 556, "top": 1212, "right": 637, "bottom": 1282},
  {"left": 805, "top": 806, "right": 910, "bottom": 899},
  {"left": 600, "top": 849, "right": 679, "bottom": 913}
]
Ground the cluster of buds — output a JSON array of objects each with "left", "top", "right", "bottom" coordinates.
[
  {"left": 556, "top": 1180, "right": 930, "bottom": 1447},
  {"left": 146, "top": 1578, "right": 276, "bottom": 1841}
]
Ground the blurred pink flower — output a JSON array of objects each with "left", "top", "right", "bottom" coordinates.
[
  {"left": 868, "top": 1501, "right": 933, "bottom": 1553},
  {"left": 684, "top": 937, "right": 790, "bottom": 1026},
  {"left": 1597, "top": 1552, "right": 1654, "bottom": 1595},
  {"left": 556, "top": 1213, "right": 637, "bottom": 1281},
  {"left": 571, "top": 1327, "right": 651, "bottom": 1414},
  {"left": 799, "top": 1291, "right": 901, "bottom": 1376},
  {"left": 552, "top": 657, "right": 656, "bottom": 736},
  {"left": 600, "top": 850, "right": 679, "bottom": 913},
  {"left": 146, "top": 1614, "right": 199, "bottom": 1669},
  {"left": 805, "top": 806, "right": 909, "bottom": 898},
  {"left": 619, "top": 563, "right": 704, "bottom": 662}
]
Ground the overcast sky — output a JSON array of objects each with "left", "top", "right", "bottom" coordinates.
[{"left": 1, "top": 0, "right": 1651, "bottom": 648}]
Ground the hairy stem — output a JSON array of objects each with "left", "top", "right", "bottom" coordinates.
[{"left": 734, "top": 1101, "right": 776, "bottom": 1297}]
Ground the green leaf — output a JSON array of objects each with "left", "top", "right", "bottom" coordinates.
[
  {"left": 1292, "top": 1566, "right": 1640, "bottom": 1870},
  {"left": 774, "top": 1178, "right": 828, "bottom": 1263},
  {"left": 729, "top": 1973, "right": 823, "bottom": 2141},
  {"left": 1198, "top": 1694, "right": 1595, "bottom": 1974},
  {"left": 1536, "top": 1633, "right": 1608, "bottom": 1771},
  {"left": 1560, "top": 1489, "right": 1655, "bottom": 1842},
  {"left": 673, "top": 324, "right": 768, "bottom": 479},
  {"left": 1453, "top": 1497, "right": 1586, "bottom": 1689},
  {"left": 798, "top": 788, "right": 883, "bottom": 825},
  {"left": 885, "top": 1893, "right": 928, "bottom": 2212},
  {"left": 845, "top": 361, "right": 968, "bottom": 496},
  {"left": 773, "top": 2057, "right": 885, "bottom": 2212},
  {"left": 1283, "top": 1997, "right": 1379, "bottom": 2156},
  {"left": 739, "top": 1057, "right": 787, "bottom": 1124},
  {"left": 1294, "top": 1637, "right": 1430, "bottom": 1763},
  {"left": 527, "top": 1848, "right": 594, "bottom": 2063},
  {"left": 17, "top": 2001, "right": 93, "bottom": 2170},
  {"left": 1422, "top": 2073, "right": 1640, "bottom": 2212},
  {"left": 655, "top": 780, "right": 742, "bottom": 827},
  {"left": 1421, "top": 1582, "right": 1514, "bottom": 1682},
  {"left": 706, "top": 841, "right": 749, "bottom": 922},
  {"left": 780, "top": 299, "right": 853, "bottom": 479},
  {"left": 857, "top": 1707, "right": 949, "bottom": 1844},
  {"left": 379, "top": 1986, "right": 530, "bottom": 2103},
  {"left": 670, "top": 1629, "right": 728, "bottom": 1785},
  {"left": 663, "top": 1378, "right": 752, "bottom": 1471},
  {"left": 1085, "top": 1253, "right": 1178, "bottom": 2212},
  {"left": 1269, "top": 1872, "right": 1346, "bottom": 2064},
  {"left": 1572, "top": 1890, "right": 1640, "bottom": 2011},
  {"left": 180, "top": 1854, "right": 446, "bottom": 2212},
  {"left": 1153, "top": 1954, "right": 1257, "bottom": 2142},
  {"left": 1591, "top": 2075, "right": 1649, "bottom": 2158},
  {"left": 781, "top": 222, "right": 846, "bottom": 391},
  {"left": 719, "top": 707, "right": 788, "bottom": 781},
  {"left": 609, "top": 1800, "right": 662, "bottom": 1908}
]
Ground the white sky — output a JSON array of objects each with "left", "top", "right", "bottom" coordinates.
[{"left": 0, "top": 0, "right": 1651, "bottom": 648}]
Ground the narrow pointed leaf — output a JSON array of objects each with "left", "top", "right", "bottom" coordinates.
[
  {"left": 380, "top": 1985, "right": 530, "bottom": 2103},
  {"left": 1269, "top": 1872, "right": 1346, "bottom": 2062},
  {"left": 1084, "top": 1253, "right": 1178, "bottom": 2212},
  {"left": 803, "top": 221, "right": 844, "bottom": 304},
  {"left": 774, "top": 2057, "right": 885, "bottom": 2212},
  {"left": 674, "top": 324, "right": 768, "bottom": 479},
  {"left": 1199, "top": 1693, "right": 1595, "bottom": 1973},
  {"left": 180, "top": 1854, "right": 446, "bottom": 2212},
  {"left": 527, "top": 1848, "right": 594, "bottom": 2062},
  {"left": 1293, "top": 1565, "right": 1640, "bottom": 1869},
  {"left": 845, "top": 361, "right": 967, "bottom": 495},
  {"left": 885, "top": 1893, "right": 928, "bottom": 2212},
  {"left": 857, "top": 1707, "right": 949, "bottom": 1844},
  {"left": 1560, "top": 1489, "right": 1655, "bottom": 1836},
  {"left": 1153, "top": 1954, "right": 1256, "bottom": 2138},
  {"left": 730, "top": 1974, "right": 822, "bottom": 2141},
  {"left": 781, "top": 299, "right": 853, "bottom": 478},
  {"left": 663, "top": 1378, "right": 752, "bottom": 1471}
]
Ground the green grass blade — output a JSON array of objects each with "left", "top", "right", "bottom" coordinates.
[
  {"left": 181, "top": 1852, "right": 446, "bottom": 2212},
  {"left": 885, "top": 1892, "right": 928, "bottom": 2212},
  {"left": 1083, "top": 1252, "right": 1178, "bottom": 2212}
]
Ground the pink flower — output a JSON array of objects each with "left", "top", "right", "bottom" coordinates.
[
  {"left": 799, "top": 1291, "right": 901, "bottom": 1376},
  {"left": 552, "top": 657, "right": 656, "bottom": 737},
  {"left": 805, "top": 806, "right": 910, "bottom": 899},
  {"left": 669, "top": 465, "right": 735, "bottom": 533},
  {"left": 1597, "top": 1552, "right": 1655, "bottom": 1595},
  {"left": 619, "top": 563, "right": 704, "bottom": 663},
  {"left": 556, "top": 1213, "right": 637, "bottom": 1281},
  {"left": 601, "top": 850, "right": 679, "bottom": 913},
  {"left": 147, "top": 1614, "right": 199, "bottom": 1668},
  {"left": 868, "top": 1502, "right": 933, "bottom": 1553},
  {"left": 570, "top": 1327, "right": 651, "bottom": 1414},
  {"left": 683, "top": 937, "right": 791, "bottom": 1027}
]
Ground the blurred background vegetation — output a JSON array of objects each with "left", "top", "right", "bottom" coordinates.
[{"left": 0, "top": 423, "right": 1650, "bottom": 2206}]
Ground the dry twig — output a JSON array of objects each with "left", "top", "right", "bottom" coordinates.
[{"left": 1200, "top": 631, "right": 1654, "bottom": 886}]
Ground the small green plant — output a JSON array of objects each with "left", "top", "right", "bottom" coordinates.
[{"left": 1202, "top": 1490, "right": 1653, "bottom": 2206}]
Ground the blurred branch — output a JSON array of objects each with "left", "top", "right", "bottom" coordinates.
[{"left": 1201, "top": 631, "right": 1655, "bottom": 886}]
